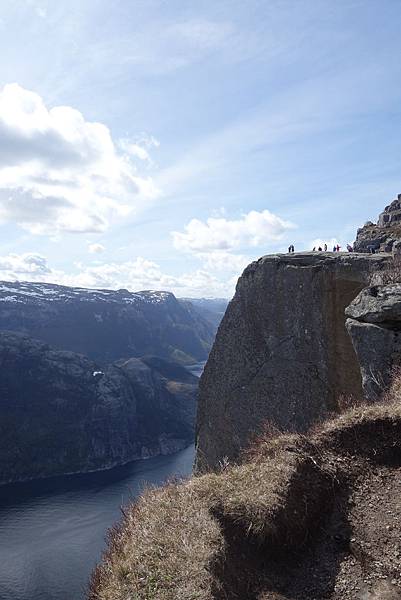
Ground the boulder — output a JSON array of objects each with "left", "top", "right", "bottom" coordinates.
[{"left": 346, "top": 284, "right": 401, "bottom": 400}]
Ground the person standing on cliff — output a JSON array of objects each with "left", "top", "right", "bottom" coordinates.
[{"left": 324, "top": 243, "right": 327, "bottom": 251}]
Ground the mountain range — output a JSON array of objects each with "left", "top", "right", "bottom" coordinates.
[
  {"left": 0, "top": 282, "right": 228, "bottom": 483},
  {"left": 0, "top": 281, "right": 223, "bottom": 365}
]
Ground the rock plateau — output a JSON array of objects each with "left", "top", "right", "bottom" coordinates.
[{"left": 196, "top": 251, "right": 390, "bottom": 472}]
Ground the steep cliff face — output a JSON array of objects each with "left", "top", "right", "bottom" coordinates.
[
  {"left": 196, "top": 252, "right": 390, "bottom": 472},
  {"left": 0, "top": 281, "right": 214, "bottom": 365},
  {"left": 0, "top": 332, "right": 198, "bottom": 484}
]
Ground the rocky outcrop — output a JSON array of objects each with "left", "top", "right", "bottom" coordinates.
[
  {"left": 0, "top": 281, "right": 214, "bottom": 365},
  {"left": 346, "top": 284, "right": 401, "bottom": 400},
  {"left": 354, "top": 194, "right": 401, "bottom": 253},
  {"left": 0, "top": 332, "right": 198, "bottom": 484},
  {"left": 196, "top": 252, "right": 390, "bottom": 472}
]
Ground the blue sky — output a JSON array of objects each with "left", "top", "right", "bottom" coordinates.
[{"left": 0, "top": 0, "right": 400, "bottom": 297}]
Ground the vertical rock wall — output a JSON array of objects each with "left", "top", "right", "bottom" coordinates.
[{"left": 195, "top": 252, "right": 390, "bottom": 472}]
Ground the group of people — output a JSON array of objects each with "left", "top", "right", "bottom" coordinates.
[
  {"left": 288, "top": 243, "right": 354, "bottom": 253},
  {"left": 312, "top": 243, "right": 354, "bottom": 252}
]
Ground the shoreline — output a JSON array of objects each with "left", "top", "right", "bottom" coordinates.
[{"left": 0, "top": 440, "right": 195, "bottom": 489}]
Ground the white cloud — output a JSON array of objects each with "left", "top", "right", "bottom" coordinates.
[
  {"left": 197, "top": 251, "right": 251, "bottom": 273},
  {"left": 119, "top": 134, "right": 160, "bottom": 164},
  {"left": 0, "top": 252, "right": 238, "bottom": 297},
  {"left": 88, "top": 243, "right": 105, "bottom": 254},
  {"left": 0, "top": 83, "right": 159, "bottom": 235},
  {"left": 0, "top": 252, "right": 51, "bottom": 277},
  {"left": 64, "top": 259, "right": 236, "bottom": 297},
  {"left": 172, "top": 209, "right": 295, "bottom": 253}
]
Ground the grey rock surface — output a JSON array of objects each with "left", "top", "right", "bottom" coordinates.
[
  {"left": 0, "top": 332, "right": 198, "bottom": 484},
  {"left": 345, "top": 284, "right": 401, "bottom": 323},
  {"left": 346, "top": 283, "right": 401, "bottom": 400},
  {"left": 195, "top": 252, "right": 390, "bottom": 472},
  {"left": 354, "top": 194, "right": 401, "bottom": 253}
]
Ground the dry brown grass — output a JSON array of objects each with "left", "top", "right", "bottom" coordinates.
[
  {"left": 88, "top": 389, "right": 401, "bottom": 600},
  {"left": 383, "top": 366, "right": 401, "bottom": 403},
  {"left": 370, "top": 256, "right": 401, "bottom": 285},
  {"left": 88, "top": 480, "right": 224, "bottom": 600},
  {"left": 334, "top": 393, "right": 367, "bottom": 413}
]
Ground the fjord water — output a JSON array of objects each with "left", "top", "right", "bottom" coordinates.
[{"left": 0, "top": 444, "right": 195, "bottom": 600}]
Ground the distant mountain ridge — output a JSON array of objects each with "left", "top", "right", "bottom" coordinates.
[
  {"left": 179, "top": 297, "right": 229, "bottom": 330},
  {"left": 0, "top": 281, "right": 215, "bottom": 365},
  {"left": 0, "top": 281, "right": 227, "bottom": 483},
  {"left": 0, "top": 331, "right": 198, "bottom": 484}
]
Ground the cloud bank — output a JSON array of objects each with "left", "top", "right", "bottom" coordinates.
[
  {"left": 172, "top": 209, "right": 295, "bottom": 253},
  {"left": 0, "top": 252, "right": 239, "bottom": 297},
  {"left": 0, "top": 83, "right": 158, "bottom": 235},
  {"left": 0, "top": 253, "right": 51, "bottom": 277}
]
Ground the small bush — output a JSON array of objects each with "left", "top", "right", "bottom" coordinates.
[{"left": 370, "top": 256, "right": 401, "bottom": 285}]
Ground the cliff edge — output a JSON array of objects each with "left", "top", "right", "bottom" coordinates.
[{"left": 196, "top": 252, "right": 389, "bottom": 472}]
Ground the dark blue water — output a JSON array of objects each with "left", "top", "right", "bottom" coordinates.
[{"left": 0, "top": 445, "right": 195, "bottom": 600}]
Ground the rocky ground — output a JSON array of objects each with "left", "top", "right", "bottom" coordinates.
[{"left": 256, "top": 460, "right": 401, "bottom": 600}]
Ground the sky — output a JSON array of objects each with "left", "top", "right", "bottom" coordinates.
[{"left": 0, "top": 0, "right": 400, "bottom": 298}]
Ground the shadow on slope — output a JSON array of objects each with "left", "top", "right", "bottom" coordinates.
[{"left": 88, "top": 399, "right": 401, "bottom": 600}]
